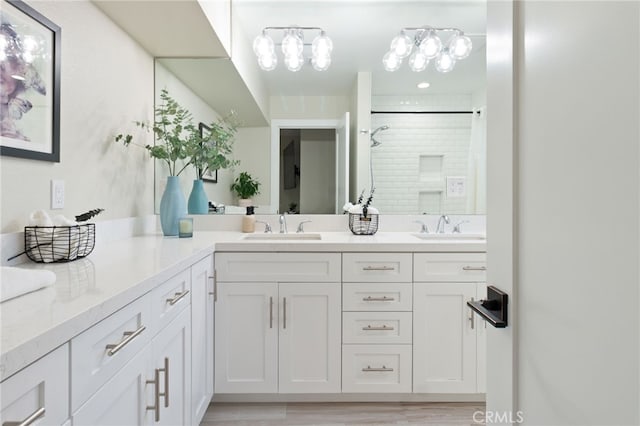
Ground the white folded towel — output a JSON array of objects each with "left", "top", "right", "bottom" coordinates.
[
  {"left": 29, "top": 210, "right": 53, "bottom": 227},
  {"left": 53, "top": 214, "right": 78, "bottom": 227},
  {"left": 0, "top": 266, "right": 56, "bottom": 303}
]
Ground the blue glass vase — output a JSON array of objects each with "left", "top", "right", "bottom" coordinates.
[
  {"left": 159, "top": 176, "right": 187, "bottom": 236},
  {"left": 188, "top": 179, "right": 209, "bottom": 215}
]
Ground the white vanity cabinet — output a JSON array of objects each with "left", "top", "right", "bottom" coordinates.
[
  {"left": 190, "top": 255, "right": 215, "bottom": 424},
  {"left": 0, "top": 344, "right": 69, "bottom": 426},
  {"left": 413, "top": 253, "right": 487, "bottom": 394},
  {"left": 214, "top": 253, "right": 341, "bottom": 394},
  {"left": 341, "top": 253, "right": 413, "bottom": 393}
]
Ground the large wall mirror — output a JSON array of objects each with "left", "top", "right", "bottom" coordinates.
[{"left": 153, "top": 1, "right": 486, "bottom": 215}]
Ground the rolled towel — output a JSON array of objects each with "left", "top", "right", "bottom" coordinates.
[
  {"left": 0, "top": 266, "right": 56, "bottom": 303},
  {"left": 342, "top": 202, "right": 354, "bottom": 213},
  {"left": 29, "top": 210, "right": 53, "bottom": 227},
  {"left": 53, "top": 214, "right": 77, "bottom": 227},
  {"left": 366, "top": 206, "right": 380, "bottom": 214},
  {"left": 348, "top": 204, "right": 363, "bottom": 214}
]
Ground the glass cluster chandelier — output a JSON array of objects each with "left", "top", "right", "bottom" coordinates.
[
  {"left": 253, "top": 26, "right": 333, "bottom": 72},
  {"left": 383, "top": 27, "right": 472, "bottom": 73}
]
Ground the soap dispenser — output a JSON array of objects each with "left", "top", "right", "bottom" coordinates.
[{"left": 242, "top": 206, "right": 256, "bottom": 233}]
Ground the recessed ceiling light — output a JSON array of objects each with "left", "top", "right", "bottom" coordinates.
[{"left": 417, "top": 82, "right": 430, "bottom": 89}]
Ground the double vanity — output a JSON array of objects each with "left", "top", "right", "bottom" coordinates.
[{"left": 0, "top": 228, "right": 486, "bottom": 425}]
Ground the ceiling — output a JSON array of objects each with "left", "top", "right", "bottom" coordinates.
[{"left": 232, "top": 0, "right": 487, "bottom": 96}]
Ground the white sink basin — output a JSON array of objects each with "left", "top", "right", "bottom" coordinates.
[
  {"left": 242, "top": 233, "right": 322, "bottom": 241},
  {"left": 412, "top": 233, "right": 486, "bottom": 241}
]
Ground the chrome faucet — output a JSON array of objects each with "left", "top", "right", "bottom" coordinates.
[
  {"left": 279, "top": 214, "right": 288, "bottom": 234},
  {"left": 436, "top": 215, "right": 450, "bottom": 233},
  {"left": 413, "top": 220, "right": 429, "bottom": 233},
  {"left": 296, "top": 220, "right": 312, "bottom": 233}
]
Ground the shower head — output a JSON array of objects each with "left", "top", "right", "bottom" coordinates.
[{"left": 370, "top": 125, "right": 389, "bottom": 147}]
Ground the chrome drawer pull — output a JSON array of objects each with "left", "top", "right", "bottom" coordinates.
[
  {"left": 362, "top": 325, "right": 395, "bottom": 331},
  {"left": 362, "top": 296, "right": 395, "bottom": 302},
  {"left": 362, "top": 266, "right": 395, "bottom": 271},
  {"left": 105, "top": 325, "right": 146, "bottom": 356},
  {"left": 166, "top": 289, "right": 190, "bottom": 305},
  {"left": 159, "top": 357, "right": 169, "bottom": 408},
  {"left": 362, "top": 365, "right": 394, "bottom": 372},
  {"left": 283, "top": 297, "right": 287, "bottom": 329},
  {"left": 2, "top": 406, "right": 45, "bottom": 426},
  {"left": 269, "top": 297, "right": 274, "bottom": 329},
  {"left": 146, "top": 368, "right": 161, "bottom": 422},
  {"left": 462, "top": 266, "right": 486, "bottom": 271}
]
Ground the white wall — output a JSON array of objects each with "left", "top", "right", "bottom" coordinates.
[
  {"left": 270, "top": 95, "right": 349, "bottom": 120},
  {"left": 300, "top": 129, "right": 335, "bottom": 214},
  {"left": 488, "top": 1, "right": 639, "bottom": 424},
  {"left": 371, "top": 95, "right": 473, "bottom": 214},
  {"left": 0, "top": 0, "right": 154, "bottom": 233},
  {"left": 234, "top": 126, "right": 271, "bottom": 209}
]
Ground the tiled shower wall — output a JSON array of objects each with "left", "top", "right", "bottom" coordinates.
[{"left": 370, "top": 95, "right": 473, "bottom": 214}]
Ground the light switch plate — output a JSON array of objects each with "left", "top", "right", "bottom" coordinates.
[
  {"left": 51, "top": 179, "right": 64, "bottom": 209},
  {"left": 446, "top": 176, "right": 466, "bottom": 198}
]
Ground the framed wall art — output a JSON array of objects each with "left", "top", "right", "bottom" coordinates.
[{"left": 0, "top": 0, "right": 61, "bottom": 162}]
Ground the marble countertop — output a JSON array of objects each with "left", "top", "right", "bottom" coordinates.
[{"left": 0, "top": 231, "right": 485, "bottom": 381}]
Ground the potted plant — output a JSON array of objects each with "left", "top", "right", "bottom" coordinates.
[{"left": 230, "top": 171, "right": 261, "bottom": 207}]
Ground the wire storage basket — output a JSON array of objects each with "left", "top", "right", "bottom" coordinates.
[
  {"left": 349, "top": 213, "right": 379, "bottom": 235},
  {"left": 24, "top": 224, "right": 96, "bottom": 263}
]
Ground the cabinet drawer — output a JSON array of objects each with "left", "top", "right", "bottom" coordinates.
[
  {"left": 343, "top": 253, "right": 412, "bottom": 283},
  {"left": 343, "top": 282, "right": 412, "bottom": 311},
  {"left": 343, "top": 312, "right": 412, "bottom": 344},
  {"left": 70, "top": 295, "right": 151, "bottom": 411},
  {"left": 216, "top": 252, "right": 340, "bottom": 282},
  {"left": 0, "top": 344, "right": 69, "bottom": 426},
  {"left": 342, "top": 345, "right": 412, "bottom": 393},
  {"left": 151, "top": 268, "right": 191, "bottom": 332},
  {"left": 413, "top": 253, "right": 486, "bottom": 282}
]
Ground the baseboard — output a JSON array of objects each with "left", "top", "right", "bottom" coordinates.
[{"left": 212, "top": 393, "right": 486, "bottom": 403}]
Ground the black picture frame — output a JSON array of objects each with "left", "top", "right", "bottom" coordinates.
[
  {"left": 198, "top": 122, "right": 217, "bottom": 183},
  {"left": 0, "top": 0, "right": 61, "bottom": 162}
]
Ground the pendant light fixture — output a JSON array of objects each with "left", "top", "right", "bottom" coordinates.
[
  {"left": 382, "top": 26, "right": 475, "bottom": 73},
  {"left": 253, "top": 26, "right": 333, "bottom": 72}
]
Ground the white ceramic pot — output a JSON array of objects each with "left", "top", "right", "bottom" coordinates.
[{"left": 238, "top": 198, "right": 253, "bottom": 208}]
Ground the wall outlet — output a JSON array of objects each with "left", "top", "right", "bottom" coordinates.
[
  {"left": 446, "top": 176, "right": 466, "bottom": 198},
  {"left": 51, "top": 179, "right": 65, "bottom": 209}
]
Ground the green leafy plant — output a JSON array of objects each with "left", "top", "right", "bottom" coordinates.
[
  {"left": 115, "top": 89, "right": 238, "bottom": 177},
  {"left": 230, "top": 171, "right": 261, "bottom": 199}
]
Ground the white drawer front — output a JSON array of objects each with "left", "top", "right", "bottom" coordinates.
[
  {"left": 151, "top": 268, "right": 191, "bottom": 332},
  {"left": 216, "top": 252, "right": 340, "bottom": 282},
  {"left": 342, "top": 345, "right": 412, "bottom": 393},
  {"left": 413, "top": 253, "right": 486, "bottom": 282},
  {"left": 343, "top": 282, "right": 412, "bottom": 311},
  {"left": 343, "top": 312, "right": 412, "bottom": 344},
  {"left": 343, "top": 253, "right": 412, "bottom": 283},
  {"left": 0, "top": 344, "right": 69, "bottom": 426},
  {"left": 70, "top": 295, "right": 151, "bottom": 411}
]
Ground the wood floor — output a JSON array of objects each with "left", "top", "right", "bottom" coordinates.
[{"left": 201, "top": 402, "right": 486, "bottom": 425}]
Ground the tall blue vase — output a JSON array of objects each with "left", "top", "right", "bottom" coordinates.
[
  {"left": 187, "top": 179, "right": 209, "bottom": 214},
  {"left": 160, "top": 176, "right": 187, "bottom": 236}
]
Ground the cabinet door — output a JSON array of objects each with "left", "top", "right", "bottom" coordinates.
[
  {"left": 413, "top": 283, "right": 477, "bottom": 393},
  {"left": 151, "top": 308, "right": 191, "bottom": 426},
  {"left": 1, "top": 344, "right": 69, "bottom": 426},
  {"left": 191, "top": 255, "right": 214, "bottom": 423},
  {"left": 73, "top": 345, "right": 152, "bottom": 426},
  {"left": 215, "top": 282, "right": 278, "bottom": 393},
  {"left": 278, "top": 282, "right": 341, "bottom": 393}
]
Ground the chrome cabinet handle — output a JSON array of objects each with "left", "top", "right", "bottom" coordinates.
[
  {"left": 269, "top": 296, "right": 274, "bottom": 329},
  {"left": 469, "top": 297, "right": 475, "bottom": 330},
  {"left": 208, "top": 272, "right": 216, "bottom": 299},
  {"left": 283, "top": 297, "right": 287, "bottom": 329},
  {"left": 2, "top": 407, "right": 46, "bottom": 426},
  {"left": 362, "top": 365, "right": 394, "bottom": 372},
  {"left": 159, "top": 357, "right": 169, "bottom": 408},
  {"left": 362, "top": 296, "right": 395, "bottom": 302},
  {"left": 462, "top": 266, "right": 486, "bottom": 271},
  {"left": 213, "top": 270, "right": 218, "bottom": 302},
  {"left": 362, "top": 325, "right": 394, "bottom": 331},
  {"left": 146, "top": 368, "right": 161, "bottom": 422},
  {"left": 105, "top": 325, "right": 146, "bottom": 356},
  {"left": 166, "top": 289, "right": 189, "bottom": 305},
  {"left": 362, "top": 266, "right": 395, "bottom": 271}
]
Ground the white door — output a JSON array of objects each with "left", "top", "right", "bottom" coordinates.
[
  {"left": 72, "top": 345, "right": 152, "bottom": 426},
  {"left": 215, "top": 282, "right": 278, "bottom": 393},
  {"left": 476, "top": 283, "right": 487, "bottom": 393},
  {"left": 335, "top": 111, "right": 350, "bottom": 213},
  {"left": 152, "top": 308, "right": 191, "bottom": 426},
  {"left": 413, "top": 283, "right": 477, "bottom": 393},
  {"left": 278, "top": 282, "right": 341, "bottom": 393},
  {"left": 190, "top": 255, "right": 214, "bottom": 423}
]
